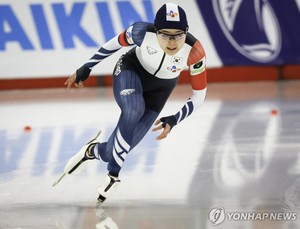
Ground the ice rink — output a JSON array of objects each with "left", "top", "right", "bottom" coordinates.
[{"left": 1, "top": 81, "right": 300, "bottom": 228}]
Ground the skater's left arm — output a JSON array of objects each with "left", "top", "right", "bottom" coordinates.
[{"left": 153, "top": 40, "right": 207, "bottom": 140}]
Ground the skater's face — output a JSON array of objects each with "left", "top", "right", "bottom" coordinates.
[{"left": 156, "top": 29, "right": 186, "bottom": 55}]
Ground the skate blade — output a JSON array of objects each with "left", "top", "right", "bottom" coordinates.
[{"left": 52, "top": 173, "right": 66, "bottom": 187}]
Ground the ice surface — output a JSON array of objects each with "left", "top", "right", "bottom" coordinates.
[{"left": 1, "top": 82, "right": 300, "bottom": 228}]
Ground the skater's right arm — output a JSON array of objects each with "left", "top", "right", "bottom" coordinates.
[{"left": 65, "top": 22, "right": 150, "bottom": 88}]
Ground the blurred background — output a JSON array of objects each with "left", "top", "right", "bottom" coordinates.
[{"left": 1, "top": 0, "right": 300, "bottom": 228}]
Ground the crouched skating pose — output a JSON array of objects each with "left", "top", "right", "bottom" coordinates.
[{"left": 56, "top": 3, "right": 207, "bottom": 204}]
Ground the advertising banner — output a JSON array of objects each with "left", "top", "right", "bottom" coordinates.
[
  {"left": 0, "top": 0, "right": 220, "bottom": 79},
  {"left": 0, "top": 0, "right": 299, "bottom": 79},
  {"left": 196, "top": 0, "right": 300, "bottom": 65}
]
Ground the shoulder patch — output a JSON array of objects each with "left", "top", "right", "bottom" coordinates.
[
  {"left": 190, "top": 57, "right": 206, "bottom": 76},
  {"left": 125, "top": 26, "right": 134, "bottom": 45}
]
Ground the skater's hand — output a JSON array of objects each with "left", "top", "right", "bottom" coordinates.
[
  {"left": 152, "top": 119, "right": 171, "bottom": 140},
  {"left": 152, "top": 115, "right": 177, "bottom": 140},
  {"left": 65, "top": 65, "right": 91, "bottom": 89},
  {"left": 64, "top": 72, "right": 84, "bottom": 89}
]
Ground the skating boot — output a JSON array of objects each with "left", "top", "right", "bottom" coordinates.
[
  {"left": 52, "top": 130, "right": 101, "bottom": 186},
  {"left": 97, "top": 174, "right": 121, "bottom": 204}
]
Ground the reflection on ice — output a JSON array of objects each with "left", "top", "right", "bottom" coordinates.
[{"left": 96, "top": 205, "right": 119, "bottom": 229}]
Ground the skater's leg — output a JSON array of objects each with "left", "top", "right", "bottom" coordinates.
[
  {"left": 96, "top": 108, "right": 159, "bottom": 204},
  {"left": 93, "top": 70, "right": 145, "bottom": 174},
  {"left": 106, "top": 108, "right": 158, "bottom": 174},
  {"left": 94, "top": 89, "right": 174, "bottom": 176},
  {"left": 94, "top": 72, "right": 177, "bottom": 203}
]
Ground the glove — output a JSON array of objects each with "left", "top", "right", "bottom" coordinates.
[
  {"left": 75, "top": 64, "right": 91, "bottom": 84},
  {"left": 160, "top": 115, "right": 177, "bottom": 131}
]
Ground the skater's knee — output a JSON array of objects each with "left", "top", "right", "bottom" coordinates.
[
  {"left": 127, "top": 106, "right": 144, "bottom": 120},
  {"left": 122, "top": 99, "right": 145, "bottom": 121}
]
